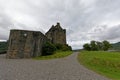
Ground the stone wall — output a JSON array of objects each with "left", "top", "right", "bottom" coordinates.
[
  {"left": 45, "top": 23, "right": 66, "bottom": 45},
  {"left": 6, "top": 22, "right": 67, "bottom": 59},
  {"left": 6, "top": 30, "right": 48, "bottom": 59}
]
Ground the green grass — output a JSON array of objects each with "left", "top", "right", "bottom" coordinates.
[
  {"left": 78, "top": 51, "right": 120, "bottom": 80},
  {"left": 33, "top": 51, "right": 72, "bottom": 60}
]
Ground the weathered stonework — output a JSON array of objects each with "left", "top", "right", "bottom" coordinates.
[
  {"left": 6, "top": 22, "right": 67, "bottom": 59},
  {"left": 6, "top": 30, "right": 48, "bottom": 58},
  {"left": 45, "top": 23, "right": 66, "bottom": 45}
]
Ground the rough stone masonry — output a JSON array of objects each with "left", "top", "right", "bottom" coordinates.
[{"left": 6, "top": 22, "right": 67, "bottom": 59}]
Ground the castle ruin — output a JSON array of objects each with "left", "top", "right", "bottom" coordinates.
[
  {"left": 45, "top": 23, "right": 66, "bottom": 45},
  {"left": 6, "top": 22, "right": 67, "bottom": 59}
]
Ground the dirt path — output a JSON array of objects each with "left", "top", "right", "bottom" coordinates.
[{"left": 0, "top": 52, "right": 110, "bottom": 80}]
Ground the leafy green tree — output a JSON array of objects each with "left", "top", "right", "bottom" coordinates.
[
  {"left": 96, "top": 41, "right": 103, "bottom": 50},
  {"left": 102, "top": 40, "right": 111, "bottom": 51},
  {"left": 83, "top": 43, "right": 91, "bottom": 51},
  {"left": 90, "top": 41, "right": 98, "bottom": 51},
  {"left": 83, "top": 40, "right": 111, "bottom": 51}
]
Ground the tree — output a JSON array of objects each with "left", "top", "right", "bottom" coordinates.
[
  {"left": 83, "top": 40, "right": 111, "bottom": 51},
  {"left": 102, "top": 40, "right": 111, "bottom": 51},
  {"left": 90, "top": 41, "right": 98, "bottom": 51},
  {"left": 96, "top": 41, "right": 103, "bottom": 50},
  {"left": 83, "top": 43, "right": 91, "bottom": 51}
]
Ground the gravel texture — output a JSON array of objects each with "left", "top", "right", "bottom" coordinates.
[{"left": 0, "top": 52, "right": 110, "bottom": 80}]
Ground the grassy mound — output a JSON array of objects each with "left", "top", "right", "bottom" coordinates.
[
  {"left": 78, "top": 51, "right": 120, "bottom": 80},
  {"left": 34, "top": 51, "right": 72, "bottom": 60}
]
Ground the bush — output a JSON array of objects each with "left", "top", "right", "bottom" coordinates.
[
  {"left": 55, "top": 44, "right": 72, "bottom": 51},
  {"left": 55, "top": 44, "right": 63, "bottom": 50},
  {"left": 42, "top": 42, "right": 56, "bottom": 56}
]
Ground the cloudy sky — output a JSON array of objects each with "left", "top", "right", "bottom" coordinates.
[{"left": 0, "top": 0, "right": 120, "bottom": 49}]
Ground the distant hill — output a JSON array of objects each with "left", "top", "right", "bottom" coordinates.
[
  {"left": 0, "top": 42, "right": 8, "bottom": 54},
  {"left": 111, "top": 42, "right": 120, "bottom": 50}
]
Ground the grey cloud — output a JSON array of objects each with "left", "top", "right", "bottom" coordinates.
[
  {"left": 0, "top": 27, "right": 9, "bottom": 40},
  {"left": 0, "top": 13, "right": 12, "bottom": 40},
  {"left": 0, "top": 13, "right": 12, "bottom": 29},
  {"left": 99, "top": 25, "right": 120, "bottom": 40},
  {"left": 87, "top": 24, "right": 120, "bottom": 42},
  {"left": 0, "top": 0, "right": 120, "bottom": 49}
]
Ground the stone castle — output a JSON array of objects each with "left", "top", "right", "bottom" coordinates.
[
  {"left": 46, "top": 22, "right": 66, "bottom": 45},
  {"left": 6, "top": 22, "right": 67, "bottom": 59}
]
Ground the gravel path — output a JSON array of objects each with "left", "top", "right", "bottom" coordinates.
[{"left": 0, "top": 52, "right": 110, "bottom": 80}]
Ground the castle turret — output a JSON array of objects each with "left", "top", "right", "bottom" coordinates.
[{"left": 45, "top": 22, "right": 66, "bottom": 45}]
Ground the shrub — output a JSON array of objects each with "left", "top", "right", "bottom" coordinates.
[
  {"left": 61, "top": 44, "right": 72, "bottom": 51},
  {"left": 42, "top": 42, "right": 56, "bottom": 56},
  {"left": 55, "top": 44, "right": 72, "bottom": 51},
  {"left": 55, "top": 44, "right": 63, "bottom": 50}
]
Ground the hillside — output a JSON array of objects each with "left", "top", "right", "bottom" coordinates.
[
  {"left": 111, "top": 42, "right": 120, "bottom": 50},
  {"left": 0, "top": 42, "right": 8, "bottom": 54}
]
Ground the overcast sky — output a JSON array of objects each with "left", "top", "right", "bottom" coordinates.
[{"left": 0, "top": 0, "right": 120, "bottom": 49}]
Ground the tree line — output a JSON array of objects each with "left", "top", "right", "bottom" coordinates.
[
  {"left": 83, "top": 40, "right": 111, "bottom": 51},
  {"left": 0, "top": 42, "right": 8, "bottom": 54}
]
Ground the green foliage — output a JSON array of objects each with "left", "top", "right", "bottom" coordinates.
[
  {"left": 96, "top": 41, "right": 103, "bottom": 50},
  {"left": 55, "top": 44, "right": 63, "bottom": 50},
  {"left": 55, "top": 44, "right": 72, "bottom": 51},
  {"left": 42, "top": 42, "right": 56, "bottom": 56},
  {"left": 83, "top": 40, "right": 111, "bottom": 51},
  {"left": 0, "top": 42, "right": 8, "bottom": 54},
  {"left": 83, "top": 43, "right": 91, "bottom": 51},
  {"left": 78, "top": 51, "right": 120, "bottom": 80},
  {"left": 34, "top": 51, "right": 72, "bottom": 60},
  {"left": 90, "top": 40, "right": 98, "bottom": 51},
  {"left": 42, "top": 42, "right": 72, "bottom": 56},
  {"left": 102, "top": 40, "right": 111, "bottom": 51},
  {"left": 67, "top": 45, "right": 72, "bottom": 51}
]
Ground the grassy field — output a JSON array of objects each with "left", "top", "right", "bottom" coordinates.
[
  {"left": 78, "top": 51, "right": 120, "bottom": 80},
  {"left": 34, "top": 51, "right": 72, "bottom": 60}
]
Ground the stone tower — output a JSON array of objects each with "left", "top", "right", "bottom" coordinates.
[
  {"left": 45, "top": 22, "right": 66, "bottom": 45},
  {"left": 6, "top": 30, "right": 48, "bottom": 58}
]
